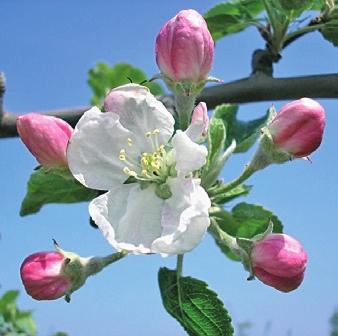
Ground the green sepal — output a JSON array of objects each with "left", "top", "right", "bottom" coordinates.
[
  {"left": 20, "top": 167, "right": 98, "bottom": 216},
  {"left": 155, "top": 183, "right": 172, "bottom": 200},
  {"left": 158, "top": 267, "right": 234, "bottom": 336}
]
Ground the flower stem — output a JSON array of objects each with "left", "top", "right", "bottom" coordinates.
[
  {"left": 175, "top": 94, "right": 196, "bottom": 131},
  {"left": 101, "top": 250, "right": 128, "bottom": 267},
  {"left": 208, "top": 220, "right": 239, "bottom": 252},
  {"left": 176, "top": 254, "right": 184, "bottom": 318},
  {"left": 210, "top": 164, "right": 255, "bottom": 196}
]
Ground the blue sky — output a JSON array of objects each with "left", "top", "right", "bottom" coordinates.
[{"left": 1, "top": 1, "right": 338, "bottom": 335}]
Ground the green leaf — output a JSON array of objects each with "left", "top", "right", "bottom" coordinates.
[
  {"left": 319, "top": 0, "right": 338, "bottom": 45},
  {"left": 214, "top": 104, "right": 273, "bottom": 153},
  {"left": 20, "top": 167, "right": 98, "bottom": 216},
  {"left": 88, "top": 62, "right": 164, "bottom": 105},
  {"left": 212, "top": 184, "right": 252, "bottom": 205},
  {"left": 321, "top": 19, "right": 338, "bottom": 46},
  {"left": 205, "top": 118, "right": 226, "bottom": 172},
  {"left": 212, "top": 203, "right": 283, "bottom": 261},
  {"left": 204, "top": 0, "right": 265, "bottom": 41},
  {"left": 158, "top": 268, "right": 234, "bottom": 336},
  {"left": 0, "top": 291, "right": 37, "bottom": 336}
]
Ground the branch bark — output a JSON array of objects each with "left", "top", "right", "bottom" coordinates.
[{"left": 1, "top": 73, "right": 338, "bottom": 138}]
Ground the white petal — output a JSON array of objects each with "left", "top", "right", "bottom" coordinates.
[
  {"left": 104, "top": 84, "right": 175, "bottom": 153},
  {"left": 89, "top": 184, "right": 164, "bottom": 254},
  {"left": 151, "top": 177, "right": 211, "bottom": 256},
  {"left": 67, "top": 107, "right": 139, "bottom": 190},
  {"left": 172, "top": 130, "right": 208, "bottom": 176}
]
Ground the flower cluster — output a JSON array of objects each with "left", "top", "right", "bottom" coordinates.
[{"left": 17, "top": 8, "right": 326, "bottom": 301}]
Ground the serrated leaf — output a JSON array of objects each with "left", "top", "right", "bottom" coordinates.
[
  {"left": 204, "top": 0, "right": 265, "bottom": 41},
  {"left": 20, "top": 167, "right": 98, "bottom": 216},
  {"left": 158, "top": 267, "right": 234, "bottom": 336},
  {"left": 211, "top": 203, "right": 283, "bottom": 261},
  {"left": 88, "top": 62, "right": 164, "bottom": 105},
  {"left": 214, "top": 104, "right": 272, "bottom": 153}
]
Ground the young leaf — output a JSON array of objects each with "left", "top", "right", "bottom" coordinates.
[
  {"left": 214, "top": 104, "right": 273, "bottom": 153},
  {"left": 88, "top": 62, "right": 164, "bottom": 105},
  {"left": 204, "top": 117, "right": 226, "bottom": 173},
  {"left": 204, "top": 0, "right": 265, "bottom": 41},
  {"left": 20, "top": 167, "right": 98, "bottom": 216},
  {"left": 158, "top": 267, "right": 234, "bottom": 336},
  {"left": 211, "top": 203, "right": 283, "bottom": 261},
  {"left": 211, "top": 184, "right": 252, "bottom": 205}
]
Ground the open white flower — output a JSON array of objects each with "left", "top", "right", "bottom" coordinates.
[{"left": 67, "top": 84, "right": 211, "bottom": 255}]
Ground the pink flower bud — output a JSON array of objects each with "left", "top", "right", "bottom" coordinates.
[
  {"left": 192, "top": 102, "right": 209, "bottom": 136},
  {"left": 251, "top": 234, "right": 307, "bottom": 292},
  {"left": 17, "top": 113, "right": 73, "bottom": 167},
  {"left": 268, "top": 98, "right": 325, "bottom": 158},
  {"left": 20, "top": 252, "right": 72, "bottom": 300},
  {"left": 156, "top": 9, "right": 214, "bottom": 83}
]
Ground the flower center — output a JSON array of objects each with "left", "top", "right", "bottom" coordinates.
[{"left": 119, "top": 129, "right": 172, "bottom": 183}]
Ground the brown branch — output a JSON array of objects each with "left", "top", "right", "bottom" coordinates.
[{"left": 1, "top": 73, "right": 338, "bottom": 138}]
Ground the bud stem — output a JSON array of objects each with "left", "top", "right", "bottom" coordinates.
[
  {"left": 83, "top": 251, "right": 128, "bottom": 278},
  {"left": 101, "top": 250, "right": 129, "bottom": 267},
  {"left": 175, "top": 94, "right": 196, "bottom": 131},
  {"left": 208, "top": 219, "right": 239, "bottom": 253},
  {"left": 211, "top": 164, "right": 255, "bottom": 195}
]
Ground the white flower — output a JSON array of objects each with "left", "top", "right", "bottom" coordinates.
[{"left": 67, "top": 84, "right": 211, "bottom": 255}]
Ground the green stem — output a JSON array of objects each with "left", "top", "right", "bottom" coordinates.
[
  {"left": 208, "top": 220, "right": 238, "bottom": 252},
  {"left": 101, "top": 250, "right": 128, "bottom": 267},
  {"left": 210, "top": 165, "right": 255, "bottom": 196},
  {"left": 176, "top": 254, "right": 184, "bottom": 318},
  {"left": 175, "top": 94, "right": 196, "bottom": 131},
  {"left": 283, "top": 23, "right": 326, "bottom": 47}
]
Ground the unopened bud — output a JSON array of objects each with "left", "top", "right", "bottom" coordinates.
[
  {"left": 155, "top": 9, "right": 214, "bottom": 96},
  {"left": 17, "top": 113, "right": 73, "bottom": 167},
  {"left": 268, "top": 98, "right": 325, "bottom": 158},
  {"left": 185, "top": 102, "right": 209, "bottom": 142},
  {"left": 251, "top": 234, "right": 307, "bottom": 292},
  {"left": 20, "top": 245, "right": 127, "bottom": 301}
]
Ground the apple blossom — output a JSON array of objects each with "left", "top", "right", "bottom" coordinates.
[
  {"left": 17, "top": 113, "right": 73, "bottom": 167},
  {"left": 251, "top": 234, "right": 307, "bottom": 292},
  {"left": 67, "top": 84, "right": 211, "bottom": 256}
]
